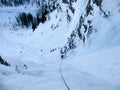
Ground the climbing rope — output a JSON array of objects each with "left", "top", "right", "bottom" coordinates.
[{"left": 59, "top": 60, "right": 70, "bottom": 90}]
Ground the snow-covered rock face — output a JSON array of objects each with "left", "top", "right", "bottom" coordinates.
[
  {"left": 0, "top": 0, "right": 120, "bottom": 90},
  {"left": 0, "top": 0, "right": 41, "bottom": 7}
]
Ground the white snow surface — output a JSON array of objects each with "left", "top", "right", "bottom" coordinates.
[{"left": 0, "top": 0, "right": 120, "bottom": 90}]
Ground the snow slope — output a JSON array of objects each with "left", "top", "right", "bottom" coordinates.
[
  {"left": 69, "top": 46, "right": 120, "bottom": 85},
  {"left": 0, "top": 0, "right": 120, "bottom": 90}
]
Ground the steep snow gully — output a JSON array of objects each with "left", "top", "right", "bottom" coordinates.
[
  {"left": 0, "top": 0, "right": 120, "bottom": 90},
  {"left": 59, "top": 1, "right": 90, "bottom": 89}
]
